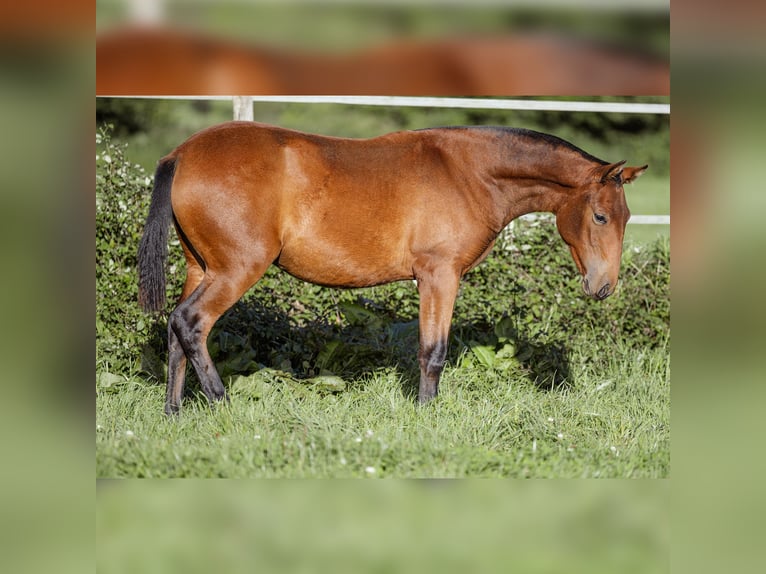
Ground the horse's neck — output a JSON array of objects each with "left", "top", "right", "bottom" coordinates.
[
  {"left": 496, "top": 180, "right": 569, "bottom": 225},
  {"left": 478, "top": 137, "right": 595, "bottom": 225}
]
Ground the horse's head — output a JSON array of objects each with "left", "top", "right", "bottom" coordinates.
[{"left": 556, "top": 161, "right": 648, "bottom": 300}]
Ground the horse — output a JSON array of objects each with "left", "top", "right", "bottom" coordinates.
[
  {"left": 97, "top": 26, "right": 669, "bottom": 95},
  {"left": 137, "top": 122, "right": 647, "bottom": 414}
]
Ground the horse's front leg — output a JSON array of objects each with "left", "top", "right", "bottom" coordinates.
[{"left": 416, "top": 266, "right": 461, "bottom": 404}]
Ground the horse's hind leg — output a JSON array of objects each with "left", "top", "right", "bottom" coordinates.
[
  {"left": 167, "top": 258, "right": 274, "bottom": 411},
  {"left": 165, "top": 242, "right": 205, "bottom": 415}
]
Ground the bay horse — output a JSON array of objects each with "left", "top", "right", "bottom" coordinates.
[
  {"left": 97, "top": 26, "right": 669, "bottom": 95},
  {"left": 138, "top": 122, "right": 647, "bottom": 414}
]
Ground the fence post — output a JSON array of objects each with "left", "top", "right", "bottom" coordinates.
[
  {"left": 128, "top": 0, "right": 165, "bottom": 24},
  {"left": 233, "top": 96, "right": 254, "bottom": 121}
]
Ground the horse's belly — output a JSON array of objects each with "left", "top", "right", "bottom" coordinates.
[{"left": 274, "top": 237, "right": 413, "bottom": 288}]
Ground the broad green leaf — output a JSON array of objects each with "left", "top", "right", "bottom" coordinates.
[
  {"left": 97, "top": 372, "right": 124, "bottom": 392},
  {"left": 494, "top": 316, "right": 516, "bottom": 342},
  {"left": 230, "top": 374, "right": 266, "bottom": 399},
  {"left": 338, "top": 301, "right": 383, "bottom": 328},
  {"left": 471, "top": 345, "right": 496, "bottom": 369},
  {"left": 305, "top": 375, "right": 347, "bottom": 392},
  {"left": 496, "top": 342, "right": 517, "bottom": 360},
  {"left": 317, "top": 339, "right": 343, "bottom": 369}
]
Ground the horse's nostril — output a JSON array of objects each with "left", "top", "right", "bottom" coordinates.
[{"left": 596, "top": 283, "right": 611, "bottom": 300}]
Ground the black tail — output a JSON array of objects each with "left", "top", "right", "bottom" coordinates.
[{"left": 138, "top": 157, "right": 177, "bottom": 312}]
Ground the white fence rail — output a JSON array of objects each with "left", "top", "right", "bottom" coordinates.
[
  {"left": 118, "top": 95, "right": 669, "bottom": 116},
  {"left": 516, "top": 213, "right": 669, "bottom": 225},
  {"left": 243, "top": 95, "right": 670, "bottom": 115}
]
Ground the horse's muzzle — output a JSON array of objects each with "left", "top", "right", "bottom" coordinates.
[
  {"left": 583, "top": 278, "right": 613, "bottom": 301},
  {"left": 595, "top": 283, "right": 612, "bottom": 300}
]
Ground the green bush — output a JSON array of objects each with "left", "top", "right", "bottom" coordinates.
[
  {"left": 96, "top": 127, "right": 669, "bottom": 385},
  {"left": 96, "top": 126, "right": 184, "bottom": 375},
  {"left": 450, "top": 220, "right": 669, "bottom": 384}
]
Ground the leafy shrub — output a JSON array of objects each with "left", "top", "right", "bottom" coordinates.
[
  {"left": 96, "top": 127, "right": 669, "bottom": 387},
  {"left": 458, "top": 218, "right": 669, "bottom": 350},
  {"left": 96, "top": 126, "right": 184, "bottom": 375},
  {"left": 451, "top": 219, "right": 669, "bottom": 384}
]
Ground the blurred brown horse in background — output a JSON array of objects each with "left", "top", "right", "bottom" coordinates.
[
  {"left": 98, "top": 27, "right": 669, "bottom": 95},
  {"left": 138, "top": 122, "right": 647, "bottom": 414}
]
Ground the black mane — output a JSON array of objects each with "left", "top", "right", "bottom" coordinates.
[{"left": 415, "top": 125, "right": 608, "bottom": 166}]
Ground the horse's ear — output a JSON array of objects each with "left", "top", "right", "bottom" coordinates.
[
  {"left": 594, "top": 160, "right": 626, "bottom": 183},
  {"left": 622, "top": 164, "right": 649, "bottom": 184}
]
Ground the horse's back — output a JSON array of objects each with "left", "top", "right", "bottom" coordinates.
[
  {"left": 166, "top": 123, "right": 496, "bottom": 286},
  {"left": 169, "top": 121, "right": 441, "bottom": 225}
]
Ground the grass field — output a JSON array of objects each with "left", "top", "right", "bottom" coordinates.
[
  {"left": 97, "top": 330, "right": 668, "bottom": 478},
  {"left": 97, "top": 235, "right": 670, "bottom": 478}
]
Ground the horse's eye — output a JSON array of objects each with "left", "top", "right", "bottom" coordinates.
[{"left": 593, "top": 213, "right": 608, "bottom": 225}]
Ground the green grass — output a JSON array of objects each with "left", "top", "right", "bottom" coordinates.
[{"left": 96, "top": 336, "right": 668, "bottom": 478}]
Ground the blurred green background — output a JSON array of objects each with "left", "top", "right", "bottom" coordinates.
[
  {"left": 96, "top": 0, "right": 669, "bottom": 56},
  {"left": 97, "top": 479, "right": 669, "bottom": 574}
]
